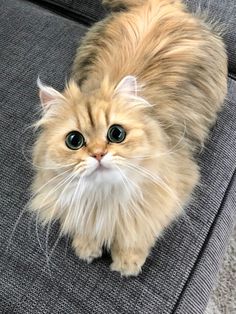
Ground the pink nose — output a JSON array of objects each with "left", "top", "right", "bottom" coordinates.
[{"left": 91, "top": 152, "right": 106, "bottom": 161}]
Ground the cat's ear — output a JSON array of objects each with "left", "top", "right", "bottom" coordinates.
[
  {"left": 115, "top": 75, "right": 138, "bottom": 97},
  {"left": 37, "top": 78, "right": 63, "bottom": 110}
]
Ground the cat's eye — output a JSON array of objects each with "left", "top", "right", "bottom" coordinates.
[
  {"left": 65, "top": 131, "right": 85, "bottom": 150},
  {"left": 107, "top": 125, "right": 126, "bottom": 143}
]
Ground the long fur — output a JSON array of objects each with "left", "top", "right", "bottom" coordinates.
[{"left": 30, "top": 0, "right": 227, "bottom": 276}]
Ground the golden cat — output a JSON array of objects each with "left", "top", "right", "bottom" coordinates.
[{"left": 30, "top": 0, "right": 227, "bottom": 276}]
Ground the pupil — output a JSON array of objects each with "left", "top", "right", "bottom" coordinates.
[
  {"left": 71, "top": 134, "right": 80, "bottom": 146},
  {"left": 112, "top": 128, "right": 121, "bottom": 139},
  {"left": 66, "top": 131, "right": 84, "bottom": 150},
  {"left": 107, "top": 124, "right": 126, "bottom": 143}
]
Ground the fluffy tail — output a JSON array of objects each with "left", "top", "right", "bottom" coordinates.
[{"left": 102, "top": 0, "right": 144, "bottom": 10}]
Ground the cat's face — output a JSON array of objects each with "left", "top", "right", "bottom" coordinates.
[{"left": 34, "top": 76, "right": 165, "bottom": 188}]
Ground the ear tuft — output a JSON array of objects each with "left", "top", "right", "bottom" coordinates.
[
  {"left": 37, "top": 77, "right": 63, "bottom": 109},
  {"left": 115, "top": 75, "right": 138, "bottom": 96}
]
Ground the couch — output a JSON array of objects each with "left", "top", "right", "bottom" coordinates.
[{"left": 0, "top": 0, "right": 235, "bottom": 313}]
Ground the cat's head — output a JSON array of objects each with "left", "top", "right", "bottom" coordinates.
[{"left": 34, "top": 76, "right": 166, "bottom": 188}]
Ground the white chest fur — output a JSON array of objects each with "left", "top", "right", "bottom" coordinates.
[{"left": 57, "top": 167, "right": 139, "bottom": 247}]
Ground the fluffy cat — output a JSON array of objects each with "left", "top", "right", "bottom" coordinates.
[{"left": 30, "top": 0, "right": 227, "bottom": 276}]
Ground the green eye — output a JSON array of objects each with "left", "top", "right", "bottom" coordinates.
[
  {"left": 107, "top": 124, "right": 126, "bottom": 143},
  {"left": 65, "top": 131, "right": 85, "bottom": 150}
]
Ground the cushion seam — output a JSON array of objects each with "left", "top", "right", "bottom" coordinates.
[
  {"left": 24, "top": 0, "right": 98, "bottom": 26},
  {"left": 229, "top": 73, "right": 236, "bottom": 81}
]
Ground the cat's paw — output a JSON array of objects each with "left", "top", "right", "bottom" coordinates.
[
  {"left": 72, "top": 236, "right": 102, "bottom": 263},
  {"left": 110, "top": 250, "right": 146, "bottom": 277}
]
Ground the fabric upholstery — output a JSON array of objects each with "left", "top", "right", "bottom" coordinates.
[
  {"left": 0, "top": 0, "right": 236, "bottom": 313},
  {"left": 36, "top": 0, "right": 106, "bottom": 23},
  {"left": 34, "top": 0, "right": 236, "bottom": 75}
]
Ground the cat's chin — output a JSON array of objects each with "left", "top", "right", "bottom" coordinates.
[{"left": 84, "top": 166, "right": 122, "bottom": 185}]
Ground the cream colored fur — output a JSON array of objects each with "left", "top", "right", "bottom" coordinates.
[{"left": 30, "top": 0, "right": 227, "bottom": 276}]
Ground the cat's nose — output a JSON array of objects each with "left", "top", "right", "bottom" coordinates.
[{"left": 91, "top": 152, "right": 107, "bottom": 161}]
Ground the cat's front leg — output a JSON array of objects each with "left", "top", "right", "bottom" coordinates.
[
  {"left": 110, "top": 224, "right": 156, "bottom": 277},
  {"left": 72, "top": 234, "right": 102, "bottom": 263},
  {"left": 110, "top": 244, "right": 150, "bottom": 277}
]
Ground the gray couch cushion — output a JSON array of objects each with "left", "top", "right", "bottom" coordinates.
[{"left": 0, "top": 0, "right": 236, "bottom": 313}]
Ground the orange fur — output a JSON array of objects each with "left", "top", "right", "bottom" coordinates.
[{"left": 30, "top": 0, "right": 227, "bottom": 276}]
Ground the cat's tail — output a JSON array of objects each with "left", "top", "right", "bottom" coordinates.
[{"left": 102, "top": 0, "right": 144, "bottom": 10}]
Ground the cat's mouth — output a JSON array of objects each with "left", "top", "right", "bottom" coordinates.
[
  {"left": 82, "top": 161, "right": 123, "bottom": 184},
  {"left": 84, "top": 162, "right": 111, "bottom": 177},
  {"left": 93, "top": 163, "right": 111, "bottom": 174},
  {"left": 97, "top": 163, "right": 109, "bottom": 170}
]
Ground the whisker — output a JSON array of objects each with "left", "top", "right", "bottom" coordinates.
[
  {"left": 74, "top": 178, "right": 88, "bottom": 232},
  {"left": 28, "top": 168, "right": 72, "bottom": 204},
  {"left": 114, "top": 165, "right": 149, "bottom": 222},
  {"left": 126, "top": 161, "right": 200, "bottom": 238},
  {"left": 22, "top": 147, "right": 77, "bottom": 170},
  {"left": 6, "top": 167, "right": 70, "bottom": 253},
  {"left": 129, "top": 122, "right": 186, "bottom": 160},
  {"left": 35, "top": 212, "right": 47, "bottom": 260},
  {"left": 63, "top": 235, "right": 70, "bottom": 258},
  {"left": 36, "top": 170, "right": 79, "bottom": 273},
  {"left": 33, "top": 171, "right": 78, "bottom": 211},
  {"left": 5, "top": 206, "right": 29, "bottom": 253},
  {"left": 121, "top": 161, "right": 183, "bottom": 208},
  {"left": 113, "top": 165, "right": 136, "bottom": 218},
  {"left": 57, "top": 172, "right": 83, "bottom": 236}
]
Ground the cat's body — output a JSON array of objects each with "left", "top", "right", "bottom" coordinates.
[{"left": 31, "top": 0, "right": 227, "bottom": 276}]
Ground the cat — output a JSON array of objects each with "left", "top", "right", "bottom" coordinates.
[{"left": 30, "top": 0, "right": 227, "bottom": 276}]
